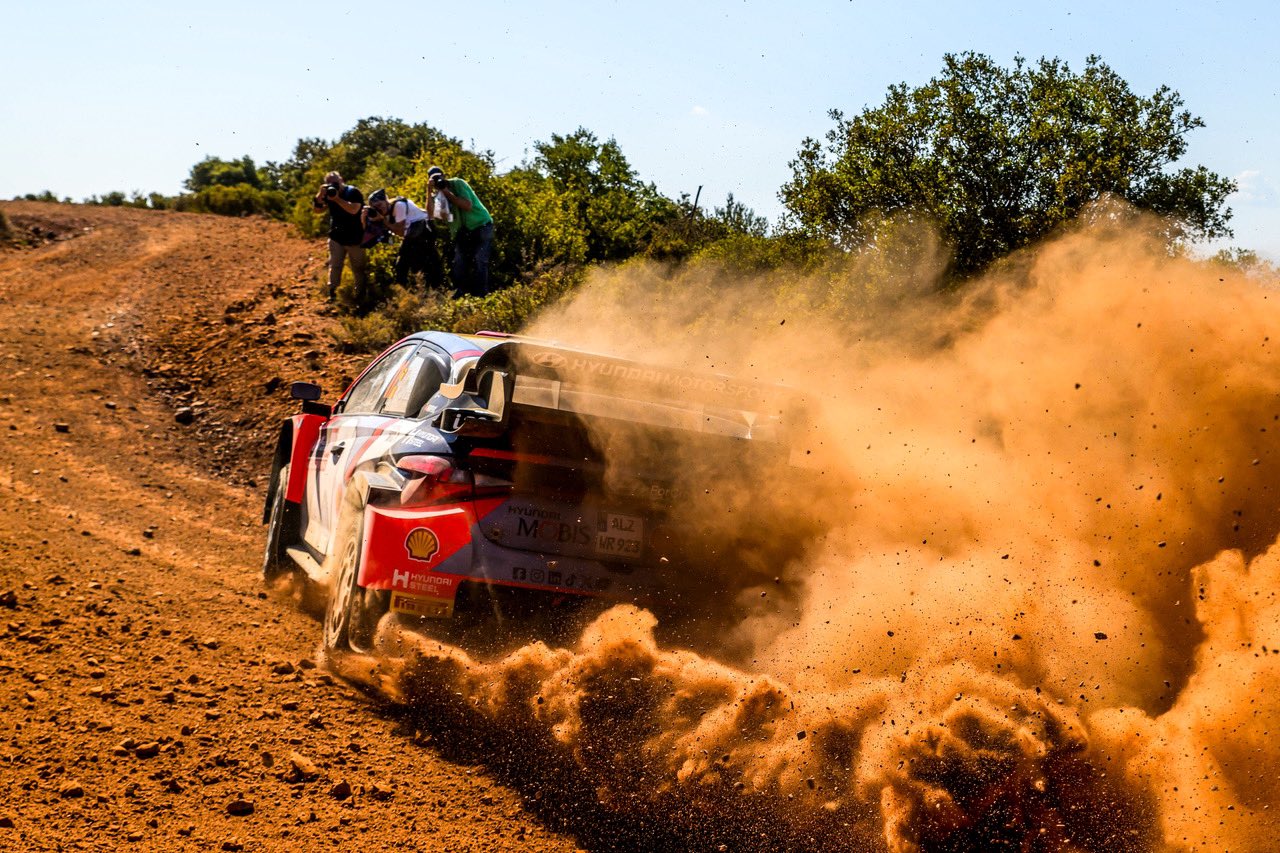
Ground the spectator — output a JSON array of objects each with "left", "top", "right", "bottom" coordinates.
[
  {"left": 366, "top": 189, "right": 443, "bottom": 289},
  {"left": 312, "top": 172, "right": 366, "bottom": 304},
  {"left": 427, "top": 166, "right": 493, "bottom": 297}
]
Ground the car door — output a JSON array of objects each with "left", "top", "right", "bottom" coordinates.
[{"left": 304, "top": 343, "right": 418, "bottom": 553}]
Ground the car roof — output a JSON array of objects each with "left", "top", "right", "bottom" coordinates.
[{"left": 407, "top": 330, "right": 550, "bottom": 360}]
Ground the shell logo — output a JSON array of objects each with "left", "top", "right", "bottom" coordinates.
[{"left": 405, "top": 528, "right": 440, "bottom": 562}]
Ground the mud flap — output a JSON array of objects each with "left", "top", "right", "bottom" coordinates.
[{"left": 357, "top": 503, "right": 476, "bottom": 619}]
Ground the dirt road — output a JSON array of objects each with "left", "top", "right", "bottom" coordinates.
[{"left": 0, "top": 202, "right": 592, "bottom": 851}]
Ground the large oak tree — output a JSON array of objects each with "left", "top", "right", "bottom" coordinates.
[{"left": 781, "top": 53, "right": 1236, "bottom": 277}]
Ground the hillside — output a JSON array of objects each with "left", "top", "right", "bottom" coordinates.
[{"left": 0, "top": 202, "right": 590, "bottom": 851}]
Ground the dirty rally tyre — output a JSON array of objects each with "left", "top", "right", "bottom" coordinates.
[
  {"left": 323, "top": 511, "right": 361, "bottom": 651},
  {"left": 323, "top": 508, "right": 388, "bottom": 653},
  {"left": 262, "top": 464, "right": 299, "bottom": 582}
]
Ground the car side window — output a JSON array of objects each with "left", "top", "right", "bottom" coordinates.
[
  {"left": 343, "top": 344, "right": 415, "bottom": 414},
  {"left": 382, "top": 348, "right": 449, "bottom": 418}
]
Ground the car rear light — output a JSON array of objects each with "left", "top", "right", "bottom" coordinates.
[{"left": 397, "top": 455, "right": 473, "bottom": 505}]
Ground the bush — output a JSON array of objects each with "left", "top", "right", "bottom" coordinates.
[
  {"left": 331, "top": 285, "right": 439, "bottom": 352},
  {"left": 332, "top": 309, "right": 406, "bottom": 353},
  {"left": 330, "top": 265, "right": 585, "bottom": 353},
  {"left": 175, "top": 184, "right": 288, "bottom": 218}
]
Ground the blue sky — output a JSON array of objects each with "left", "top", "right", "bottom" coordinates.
[{"left": 5, "top": 1, "right": 1278, "bottom": 257}]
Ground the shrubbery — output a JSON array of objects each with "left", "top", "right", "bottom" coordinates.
[
  {"left": 256, "top": 116, "right": 783, "bottom": 350},
  {"left": 332, "top": 264, "right": 585, "bottom": 352},
  {"left": 174, "top": 184, "right": 289, "bottom": 218}
]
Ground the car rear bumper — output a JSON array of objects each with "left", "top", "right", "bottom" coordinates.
[{"left": 358, "top": 503, "right": 651, "bottom": 619}]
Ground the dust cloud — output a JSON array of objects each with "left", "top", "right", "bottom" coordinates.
[{"left": 336, "top": 209, "right": 1280, "bottom": 850}]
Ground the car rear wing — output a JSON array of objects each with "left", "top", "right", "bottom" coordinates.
[{"left": 432, "top": 341, "right": 807, "bottom": 445}]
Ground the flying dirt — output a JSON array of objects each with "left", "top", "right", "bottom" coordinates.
[{"left": 329, "top": 210, "right": 1280, "bottom": 852}]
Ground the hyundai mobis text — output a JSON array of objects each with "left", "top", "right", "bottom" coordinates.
[{"left": 262, "top": 331, "right": 810, "bottom": 652}]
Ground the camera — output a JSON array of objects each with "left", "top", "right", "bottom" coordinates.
[
  {"left": 431, "top": 174, "right": 447, "bottom": 190},
  {"left": 325, "top": 184, "right": 339, "bottom": 198}
]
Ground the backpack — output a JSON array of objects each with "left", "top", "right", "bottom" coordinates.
[
  {"left": 360, "top": 207, "right": 390, "bottom": 249},
  {"left": 391, "top": 197, "right": 417, "bottom": 227}
]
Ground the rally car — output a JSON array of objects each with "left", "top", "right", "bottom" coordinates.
[{"left": 262, "top": 331, "right": 805, "bottom": 652}]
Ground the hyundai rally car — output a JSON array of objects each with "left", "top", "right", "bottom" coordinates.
[{"left": 262, "top": 331, "right": 805, "bottom": 652}]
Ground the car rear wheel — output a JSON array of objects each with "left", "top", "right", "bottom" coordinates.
[
  {"left": 263, "top": 464, "right": 299, "bottom": 583},
  {"left": 322, "top": 508, "right": 387, "bottom": 653}
]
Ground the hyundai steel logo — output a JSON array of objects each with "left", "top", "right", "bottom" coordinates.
[{"left": 531, "top": 352, "right": 567, "bottom": 369}]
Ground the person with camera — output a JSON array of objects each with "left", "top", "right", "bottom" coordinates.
[
  {"left": 426, "top": 166, "right": 493, "bottom": 298},
  {"left": 311, "top": 171, "right": 366, "bottom": 303},
  {"left": 365, "top": 189, "right": 442, "bottom": 289}
]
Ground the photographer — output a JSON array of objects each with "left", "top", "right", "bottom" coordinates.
[
  {"left": 365, "top": 189, "right": 442, "bottom": 290},
  {"left": 311, "top": 171, "right": 366, "bottom": 303},
  {"left": 426, "top": 166, "right": 493, "bottom": 297}
]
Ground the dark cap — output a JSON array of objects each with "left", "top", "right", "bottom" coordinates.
[
  {"left": 427, "top": 166, "right": 444, "bottom": 179},
  {"left": 368, "top": 188, "right": 388, "bottom": 205}
]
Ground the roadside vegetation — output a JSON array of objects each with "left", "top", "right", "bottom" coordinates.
[{"left": 14, "top": 53, "right": 1259, "bottom": 349}]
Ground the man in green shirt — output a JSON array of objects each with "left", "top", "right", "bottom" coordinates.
[{"left": 427, "top": 165, "right": 494, "bottom": 297}]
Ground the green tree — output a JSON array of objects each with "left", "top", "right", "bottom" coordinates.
[
  {"left": 266, "top": 137, "right": 331, "bottom": 195},
  {"left": 487, "top": 164, "right": 590, "bottom": 270},
  {"left": 185, "top": 155, "right": 262, "bottom": 191},
  {"left": 532, "top": 128, "right": 677, "bottom": 262},
  {"left": 712, "top": 193, "right": 769, "bottom": 238},
  {"left": 645, "top": 192, "right": 772, "bottom": 262},
  {"left": 326, "top": 117, "right": 455, "bottom": 190},
  {"left": 86, "top": 191, "right": 129, "bottom": 207},
  {"left": 287, "top": 118, "right": 468, "bottom": 238},
  {"left": 782, "top": 53, "right": 1236, "bottom": 278}
]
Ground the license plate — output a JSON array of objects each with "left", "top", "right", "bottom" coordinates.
[
  {"left": 390, "top": 592, "right": 455, "bottom": 619},
  {"left": 595, "top": 512, "right": 643, "bottom": 557}
]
